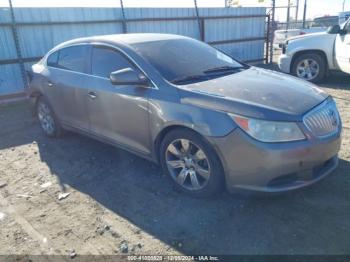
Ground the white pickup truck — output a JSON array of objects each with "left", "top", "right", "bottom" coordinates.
[
  {"left": 273, "top": 15, "right": 339, "bottom": 49},
  {"left": 278, "top": 20, "right": 350, "bottom": 82}
]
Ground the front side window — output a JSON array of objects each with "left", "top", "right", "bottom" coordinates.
[
  {"left": 91, "top": 46, "right": 137, "bottom": 78},
  {"left": 55, "top": 45, "right": 88, "bottom": 73},
  {"left": 131, "top": 38, "right": 245, "bottom": 84}
]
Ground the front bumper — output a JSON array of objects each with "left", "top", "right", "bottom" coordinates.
[
  {"left": 278, "top": 54, "right": 292, "bottom": 74},
  {"left": 209, "top": 128, "right": 341, "bottom": 193}
]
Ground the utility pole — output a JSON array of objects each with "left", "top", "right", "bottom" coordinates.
[
  {"left": 302, "top": 0, "right": 307, "bottom": 28},
  {"left": 269, "top": 0, "right": 276, "bottom": 63},
  {"left": 120, "top": 0, "right": 127, "bottom": 33},
  {"left": 193, "top": 0, "right": 203, "bottom": 41},
  {"left": 343, "top": 0, "right": 346, "bottom": 12},
  {"left": 295, "top": 0, "right": 299, "bottom": 21},
  {"left": 286, "top": 0, "right": 291, "bottom": 30}
]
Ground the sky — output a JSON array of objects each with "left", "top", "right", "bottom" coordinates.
[{"left": 0, "top": 0, "right": 349, "bottom": 21}]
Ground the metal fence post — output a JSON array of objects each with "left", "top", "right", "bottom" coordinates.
[
  {"left": 120, "top": 0, "right": 127, "bottom": 33},
  {"left": 295, "top": 0, "right": 299, "bottom": 21},
  {"left": 194, "top": 0, "right": 203, "bottom": 41},
  {"left": 286, "top": 0, "right": 291, "bottom": 30},
  {"left": 302, "top": 0, "right": 307, "bottom": 28},
  {"left": 269, "top": 0, "right": 275, "bottom": 63},
  {"left": 199, "top": 18, "right": 205, "bottom": 42},
  {"left": 8, "top": 0, "right": 28, "bottom": 89}
]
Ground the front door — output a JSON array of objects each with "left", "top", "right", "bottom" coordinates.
[
  {"left": 84, "top": 45, "right": 151, "bottom": 155},
  {"left": 335, "top": 20, "right": 350, "bottom": 74}
]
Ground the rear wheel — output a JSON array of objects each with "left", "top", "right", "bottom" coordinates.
[
  {"left": 160, "top": 128, "right": 225, "bottom": 197},
  {"left": 291, "top": 53, "right": 326, "bottom": 83},
  {"left": 36, "top": 97, "right": 63, "bottom": 137}
]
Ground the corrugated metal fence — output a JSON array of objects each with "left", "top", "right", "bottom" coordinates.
[{"left": 0, "top": 6, "right": 268, "bottom": 96}]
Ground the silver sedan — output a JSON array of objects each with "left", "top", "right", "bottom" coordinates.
[{"left": 28, "top": 34, "right": 342, "bottom": 197}]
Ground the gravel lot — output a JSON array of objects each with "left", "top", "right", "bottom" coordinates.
[{"left": 0, "top": 66, "right": 349, "bottom": 256}]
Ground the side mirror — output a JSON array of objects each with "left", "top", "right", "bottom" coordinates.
[
  {"left": 110, "top": 68, "right": 150, "bottom": 87},
  {"left": 327, "top": 25, "right": 341, "bottom": 34}
]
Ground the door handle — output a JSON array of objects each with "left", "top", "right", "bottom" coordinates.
[
  {"left": 88, "top": 91, "right": 97, "bottom": 99},
  {"left": 47, "top": 81, "right": 53, "bottom": 87}
]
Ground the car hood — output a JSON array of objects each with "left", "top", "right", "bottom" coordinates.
[
  {"left": 275, "top": 28, "right": 326, "bottom": 35},
  {"left": 275, "top": 29, "right": 302, "bottom": 34},
  {"left": 287, "top": 31, "right": 333, "bottom": 42},
  {"left": 179, "top": 67, "right": 328, "bottom": 121}
]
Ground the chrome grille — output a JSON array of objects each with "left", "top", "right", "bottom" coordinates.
[{"left": 303, "top": 99, "right": 340, "bottom": 137}]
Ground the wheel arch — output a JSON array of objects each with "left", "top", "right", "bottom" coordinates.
[
  {"left": 28, "top": 90, "right": 43, "bottom": 115},
  {"left": 154, "top": 125, "right": 195, "bottom": 163},
  {"left": 154, "top": 124, "right": 227, "bottom": 179},
  {"left": 153, "top": 124, "right": 225, "bottom": 167}
]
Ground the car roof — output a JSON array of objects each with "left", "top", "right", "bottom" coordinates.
[{"left": 53, "top": 33, "right": 188, "bottom": 51}]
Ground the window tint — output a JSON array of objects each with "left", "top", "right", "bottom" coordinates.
[
  {"left": 56, "top": 46, "right": 88, "bottom": 73},
  {"left": 47, "top": 51, "right": 58, "bottom": 67},
  {"left": 91, "top": 46, "right": 137, "bottom": 78}
]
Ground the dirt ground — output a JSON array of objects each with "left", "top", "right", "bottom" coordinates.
[{"left": 0, "top": 66, "right": 349, "bottom": 257}]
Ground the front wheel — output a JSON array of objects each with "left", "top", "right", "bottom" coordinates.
[
  {"left": 291, "top": 53, "right": 326, "bottom": 83},
  {"left": 160, "top": 128, "right": 225, "bottom": 197}
]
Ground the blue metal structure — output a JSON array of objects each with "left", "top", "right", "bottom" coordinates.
[{"left": 0, "top": 6, "right": 267, "bottom": 95}]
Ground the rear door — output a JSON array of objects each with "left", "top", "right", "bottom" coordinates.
[
  {"left": 335, "top": 21, "right": 350, "bottom": 74},
  {"left": 84, "top": 45, "right": 151, "bottom": 155},
  {"left": 45, "top": 45, "right": 90, "bottom": 130}
]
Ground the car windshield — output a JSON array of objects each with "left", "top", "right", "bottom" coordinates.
[
  {"left": 131, "top": 38, "right": 245, "bottom": 84},
  {"left": 311, "top": 16, "right": 338, "bottom": 27}
]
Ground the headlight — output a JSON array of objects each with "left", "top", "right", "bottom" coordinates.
[{"left": 229, "top": 114, "right": 306, "bottom": 142}]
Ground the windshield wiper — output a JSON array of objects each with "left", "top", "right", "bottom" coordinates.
[
  {"left": 171, "top": 74, "right": 208, "bottom": 84},
  {"left": 203, "top": 66, "right": 244, "bottom": 74},
  {"left": 171, "top": 66, "right": 245, "bottom": 84}
]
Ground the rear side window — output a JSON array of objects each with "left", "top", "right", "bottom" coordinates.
[
  {"left": 55, "top": 46, "right": 88, "bottom": 73},
  {"left": 91, "top": 46, "right": 138, "bottom": 78}
]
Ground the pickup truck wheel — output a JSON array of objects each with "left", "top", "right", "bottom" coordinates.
[{"left": 291, "top": 53, "right": 326, "bottom": 83}]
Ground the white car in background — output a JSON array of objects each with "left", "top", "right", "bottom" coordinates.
[
  {"left": 278, "top": 20, "right": 350, "bottom": 82},
  {"left": 273, "top": 13, "right": 349, "bottom": 49}
]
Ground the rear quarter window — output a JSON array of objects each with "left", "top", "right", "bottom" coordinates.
[
  {"left": 48, "top": 45, "right": 88, "bottom": 73},
  {"left": 47, "top": 51, "right": 58, "bottom": 67},
  {"left": 57, "top": 46, "right": 88, "bottom": 73}
]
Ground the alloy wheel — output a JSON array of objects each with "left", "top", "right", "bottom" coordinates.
[
  {"left": 37, "top": 102, "right": 55, "bottom": 135},
  {"left": 165, "top": 139, "right": 211, "bottom": 191},
  {"left": 296, "top": 59, "right": 320, "bottom": 81}
]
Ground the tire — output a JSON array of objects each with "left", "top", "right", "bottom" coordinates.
[
  {"left": 291, "top": 53, "right": 326, "bottom": 83},
  {"left": 160, "top": 128, "right": 225, "bottom": 198},
  {"left": 36, "top": 96, "right": 64, "bottom": 138}
]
